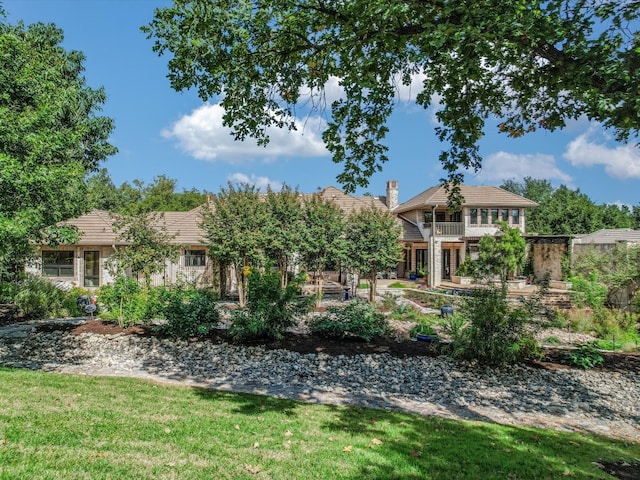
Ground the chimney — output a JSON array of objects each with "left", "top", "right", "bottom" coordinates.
[{"left": 386, "top": 180, "right": 398, "bottom": 210}]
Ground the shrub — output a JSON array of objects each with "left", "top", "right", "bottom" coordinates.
[
  {"left": 449, "top": 286, "right": 542, "bottom": 366},
  {"left": 438, "top": 313, "right": 467, "bottom": 339},
  {"left": 380, "top": 292, "right": 398, "bottom": 310},
  {"left": 569, "top": 273, "right": 607, "bottom": 309},
  {"left": 228, "top": 269, "right": 312, "bottom": 342},
  {"left": 0, "top": 281, "right": 18, "bottom": 304},
  {"left": 308, "top": 300, "right": 391, "bottom": 341},
  {"left": 565, "top": 343, "right": 604, "bottom": 369},
  {"left": 97, "top": 276, "right": 167, "bottom": 327},
  {"left": 157, "top": 288, "right": 220, "bottom": 339},
  {"left": 13, "top": 275, "right": 75, "bottom": 319},
  {"left": 543, "top": 336, "right": 562, "bottom": 344}
]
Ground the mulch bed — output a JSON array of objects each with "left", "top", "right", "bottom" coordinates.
[{"left": 29, "top": 319, "right": 640, "bottom": 373}]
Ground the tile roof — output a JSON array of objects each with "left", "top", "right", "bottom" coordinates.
[
  {"left": 394, "top": 184, "right": 538, "bottom": 213},
  {"left": 398, "top": 217, "right": 424, "bottom": 241},
  {"left": 573, "top": 229, "right": 640, "bottom": 245},
  {"left": 305, "top": 186, "right": 389, "bottom": 215},
  {"left": 61, "top": 208, "right": 206, "bottom": 246}
]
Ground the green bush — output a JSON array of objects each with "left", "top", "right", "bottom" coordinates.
[
  {"left": 438, "top": 313, "right": 467, "bottom": 339},
  {"left": 228, "top": 269, "right": 312, "bottom": 342},
  {"left": 308, "top": 300, "right": 391, "bottom": 341},
  {"left": 156, "top": 287, "right": 220, "bottom": 339},
  {"left": 449, "top": 286, "right": 542, "bottom": 366},
  {"left": 565, "top": 343, "right": 604, "bottom": 369},
  {"left": 569, "top": 273, "right": 607, "bottom": 309},
  {"left": 13, "top": 275, "right": 76, "bottom": 319},
  {"left": 0, "top": 281, "right": 18, "bottom": 304},
  {"left": 97, "top": 276, "right": 167, "bottom": 327}
]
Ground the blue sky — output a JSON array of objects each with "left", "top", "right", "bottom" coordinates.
[{"left": 4, "top": 0, "right": 640, "bottom": 206}]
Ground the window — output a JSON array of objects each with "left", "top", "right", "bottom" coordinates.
[
  {"left": 423, "top": 211, "right": 433, "bottom": 223},
  {"left": 416, "top": 249, "right": 428, "bottom": 273},
  {"left": 42, "top": 251, "right": 74, "bottom": 277},
  {"left": 435, "top": 212, "right": 446, "bottom": 222},
  {"left": 84, "top": 251, "right": 99, "bottom": 287},
  {"left": 491, "top": 208, "right": 499, "bottom": 224},
  {"left": 470, "top": 208, "right": 478, "bottom": 225},
  {"left": 451, "top": 211, "right": 462, "bottom": 223},
  {"left": 480, "top": 209, "right": 489, "bottom": 225},
  {"left": 511, "top": 209, "right": 520, "bottom": 225},
  {"left": 501, "top": 208, "right": 509, "bottom": 222},
  {"left": 185, "top": 249, "right": 206, "bottom": 267}
]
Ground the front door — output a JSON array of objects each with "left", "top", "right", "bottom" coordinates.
[
  {"left": 84, "top": 251, "right": 99, "bottom": 287},
  {"left": 442, "top": 249, "right": 451, "bottom": 280}
]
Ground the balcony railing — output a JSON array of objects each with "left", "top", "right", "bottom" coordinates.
[{"left": 433, "top": 222, "right": 464, "bottom": 237}]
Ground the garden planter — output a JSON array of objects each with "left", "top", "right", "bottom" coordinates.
[{"left": 416, "top": 334, "right": 439, "bottom": 343}]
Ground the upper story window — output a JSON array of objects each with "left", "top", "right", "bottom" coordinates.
[
  {"left": 185, "top": 249, "right": 206, "bottom": 267},
  {"left": 501, "top": 208, "right": 509, "bottom": 222},
  {"left": 480, "top": 209, "right": 489, "bottom": 225},
  {"left": 435, "top": 212, "right": 446, "bottom": 222},
  {"left": 511, "top": 209, "right": 520, "bottom": 225},
  {"left": 491, "top": 208, "right": 499, "bottom": 223},
  {"left": 423, "top": 211, "right": 433, "bottom": 223},
  {"left": 42, "top": 250, "right": 74, "bottom": 277},
  {"left": 470, "top": 208, "right": 478, "bottom": 225},
  {"left": 451, "top": 211, "right": 462, "bottom": 222}
]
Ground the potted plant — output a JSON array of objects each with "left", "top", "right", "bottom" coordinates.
[
  {"left": 417, "top": 267, "right": 428, "bottom": 282},
  {"left": 411, "top": 323, "right": 439, "bottom": 343}
]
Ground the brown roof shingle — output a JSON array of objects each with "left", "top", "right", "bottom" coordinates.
[{"left": 394, "top": 184, "right": 538, "bottom": 213}]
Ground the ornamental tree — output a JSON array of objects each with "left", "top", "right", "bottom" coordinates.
[
  {"left": 144, "top": 1, "right": 639, "bottom": 204},
  {"left": 299, "top": 193, "right": 346, "bottom": 307},
  {"left": 344, "top": 206, "right": 402, "bottom": 302},
  {"left": 200, "top": 182, "right": 269, "bottom": 306},
  {"left": 0, "top": 17, "right": 116, "bottom": 279},
  {"left": 263, "top": 184, "right": 306, "bottom": 288},
  {"left": 107, "top": 211, "right": 179, "bottom": 289}
]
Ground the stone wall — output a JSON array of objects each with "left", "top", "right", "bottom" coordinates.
[{"left": 531, "top": 242, "right": 566, "bottom": 281}]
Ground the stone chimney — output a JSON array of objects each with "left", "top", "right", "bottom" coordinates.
[{"left": 386, "top": 180, "right": 398, "bottom": 210}]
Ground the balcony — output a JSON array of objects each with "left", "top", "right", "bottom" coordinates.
[{"left": 433, "top": 222, "right": 464, "bottom": 237}]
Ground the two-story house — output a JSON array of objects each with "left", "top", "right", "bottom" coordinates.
[{"left": 387, "top": 182, "right": 538, "bottom": 287}]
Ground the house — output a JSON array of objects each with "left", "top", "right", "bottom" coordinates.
[
  {"left": 573, "top": 228, "right": 640, "bottom": 254},
  {"left": 28, "top": 181, "right": 538, "bottom": 291},
  {"left": 26, "top": 208, "right": 214, "bottom": 289},
  {"left": 388, "top": 182, "right": 538, "bottom": 287}
]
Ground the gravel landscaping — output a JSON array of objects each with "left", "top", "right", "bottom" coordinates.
[{"left": 0, "top": 318, "right": 638, "bottom": 442}]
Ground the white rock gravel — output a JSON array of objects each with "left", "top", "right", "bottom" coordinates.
[{"left": 0, "top": 320, "right": 638, "bottom": 442}]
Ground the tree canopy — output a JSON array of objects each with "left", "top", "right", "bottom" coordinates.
[
  {"left": 501, "top": 177, "right": 637, "bottom": 235},
  {"left": 0, "top": 18, "right": 116, "bottom": 279},
  {"left": 144, "top": 1, "right": 639, "bottom": 197},
  {"left": 86, "top": 171, "right": 208, "bottom": 214}
]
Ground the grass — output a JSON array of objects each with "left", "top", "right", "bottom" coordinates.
[{"left": 0, "top": 368, "right": 638, "bottom": 479}]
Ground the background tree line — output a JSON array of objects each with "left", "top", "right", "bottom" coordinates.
[
  {"left": 86, "top": 169, "right": 208, "bottom": 214},
  {"left": 500, "top": 177, "right": 640, "bottom": 235}
]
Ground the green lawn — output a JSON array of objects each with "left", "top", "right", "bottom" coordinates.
[{"left": 0, "top": 367, "right": 637, "bottom": 479}]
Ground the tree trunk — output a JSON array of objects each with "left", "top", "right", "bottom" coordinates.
[
  {"left": 315, "top": 271, "right": 324, "bottom": 309},
  {"left": 236, "top": 266, "right": 246, "bottom": 308},
  {"left": 368, "top": 272, "right": 377, "bottom": 302}
]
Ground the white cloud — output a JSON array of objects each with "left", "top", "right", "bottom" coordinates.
[
  {"left": 475, "top": 151, "right": 573, "bottom": 184},
  {"left": 162, "top": 104, "right": 328, "bottom": 162},
  {"left": 391, "top": 71, "right": 428, "bottom": 104},
  {"left": 564, "top": 126, "right": 640, "bottom": 179},
  {"left": 227, "top": 173, "right": 283, "bottom": 192}
]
